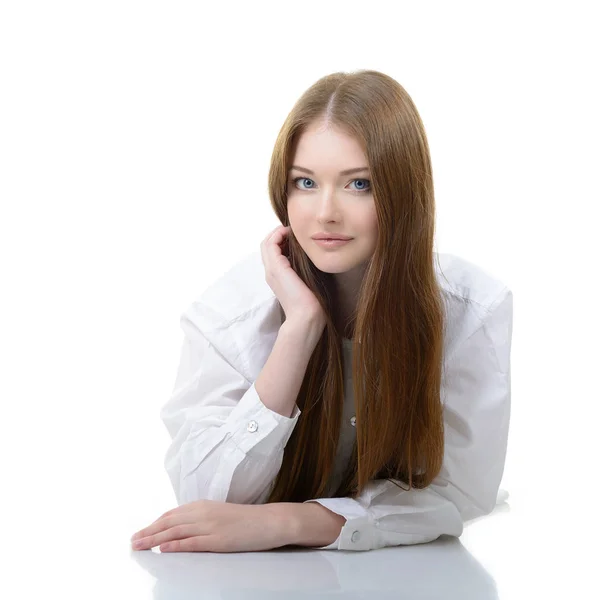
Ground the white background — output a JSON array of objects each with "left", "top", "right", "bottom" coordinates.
[{"left": 1, "top": 1, "right": 597, "bottom": 597}]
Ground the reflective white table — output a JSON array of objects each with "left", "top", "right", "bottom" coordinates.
[{"left": 7, "top": 406, "right": 594, "bottom": 599}]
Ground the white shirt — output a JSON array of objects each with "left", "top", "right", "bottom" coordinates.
[{"left": 160, "top": 249, "right": 513, "bottom": 551}]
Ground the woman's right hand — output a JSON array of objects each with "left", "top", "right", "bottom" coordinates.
[{"left": 260, "top": 225, "right": 326, "bottom": 328}]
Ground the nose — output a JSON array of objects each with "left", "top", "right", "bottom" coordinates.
[{"left": 315, "top": 188, "right": 342, "bottom": 221}]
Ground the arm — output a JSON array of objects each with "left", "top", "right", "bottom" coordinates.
[
  {"left": 296, "top": 290, "right": 514, "bottom": 551},
  {"left": 254, "top": 317, "right": 325, "bottom": 418},
  {"left": 272, "top": 502, "right": 348, "bottom": 548},
  {"left": 160, "top": 302, "right": 322, "bottom": 506}
]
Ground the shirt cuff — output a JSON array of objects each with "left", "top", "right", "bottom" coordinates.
[
  {"left": 221, "top": 381, "right": 301, "bottom": 453},
  {"left": 303, "top": 497, "right": 377, "bottom": 551}
]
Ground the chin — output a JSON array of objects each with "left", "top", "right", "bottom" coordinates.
[
  {"left": 309, "top": 255, "right": 358, "bottom": 274},
  {"left": 317, "top": 265, "right": 350, "bottom": 274}
]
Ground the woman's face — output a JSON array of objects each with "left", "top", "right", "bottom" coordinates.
[{"left": 286, "top": 121, "right": 378, "bottom": 278}]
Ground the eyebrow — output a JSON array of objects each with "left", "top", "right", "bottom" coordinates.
[{"left": 289, "top": 165, "right": 370, "bottom": 175}]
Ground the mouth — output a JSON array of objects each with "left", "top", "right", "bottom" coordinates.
[
  {"left": 311, "top": 233, "right": 353, "bottom": 241},
  {"left": 313, "top": 238, "right": 353, "bottom": 248}
]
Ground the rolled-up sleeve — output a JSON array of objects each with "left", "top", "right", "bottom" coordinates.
[
  {"left": 160, "top": 308, "right": 301, "bottom": 506},
  {"left": 303, "top": 289, "right": 514, "bottom": 551}
]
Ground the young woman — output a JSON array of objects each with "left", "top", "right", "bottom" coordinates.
[{"left": 131, "top": 69, "right": 513, "bottom": 553}]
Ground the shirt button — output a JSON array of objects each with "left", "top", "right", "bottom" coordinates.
[
  {"left": 350, "top": 416, "right": 356, "bottom": 427},
  {"left": 247, "top": 420, "right": 258, "bottom": 433},
  {"left": 351, "top": 530, "right": 361, "bottom": 543}
]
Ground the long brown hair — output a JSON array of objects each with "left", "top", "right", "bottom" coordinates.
[{"left": 265, "top": 70, "right": 447, "bottom": 503}]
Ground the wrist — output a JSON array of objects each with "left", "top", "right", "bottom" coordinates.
[
  {"left": 281, "top": 501, "right": 346, "bottom": 548},
  {"left": 281, "top": 316, "right": 325, "bottom": 345},
  {"left": 262, "top": 502, "right": 303, "bottom": 548}
]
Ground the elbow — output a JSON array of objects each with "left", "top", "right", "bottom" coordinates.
[
  {"left": 174, "top": 470, "right": 269, "bottom": 506},
  {"left": 165, "top": 447, "right": 279, "bottom": 507},
  {"left": 165, "top": 455, "right": 231, "bottom": 505},
  {"left": 431, "top": 480, "right": 498, "bottom": 524},
  {"left": 177, "top": 475, "right": 230, "bottom": 505},
  {"left": 457, "top": 492, "right": 498, "bottom": 523}
]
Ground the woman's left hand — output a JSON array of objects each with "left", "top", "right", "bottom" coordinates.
[{"left": 130, "top": 499, "right": 290, "bottom": 553}]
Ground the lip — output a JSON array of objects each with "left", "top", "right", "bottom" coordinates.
[
  {"left": 311, "top": 234, "right": 353, "bottom": 241},
  {"left": 313, "top": 238, "right": 352, "bottom": 249}
]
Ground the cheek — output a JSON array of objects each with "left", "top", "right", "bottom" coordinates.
[{"left": 286, "top": 202, "right": 309, "bottom": 225}]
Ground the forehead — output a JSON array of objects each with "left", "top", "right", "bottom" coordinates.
[{"left": 291, "top": 125, "right": 367, "bottom": 167}]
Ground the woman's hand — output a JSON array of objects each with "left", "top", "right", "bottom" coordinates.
[
  {"left": 130, "top": 500, "right": 291, "bottom": 553},
  {"left": 261, "top": 225, "right": 326, "bottom": 329}
]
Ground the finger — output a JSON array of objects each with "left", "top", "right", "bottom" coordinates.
[
  {"left": 261, "top": 225, "right": 289, "bottom": 272},
  {"left": 261, "top": 229, "right": 279, "bottom": 272},
  {"left": 133, "top": 519, "right": 199, "bottom": 550},
  {"left": 131, "top": 512, "right": 182, "bottom": 542},
  {"left": 132, "top": 504, "right": 196, "bottom": 540},
  {"left": 131, "top": 517, "right": 166, "bottom": 540},
  {"left": 131, "top": 521, "right": 164, "bottom": 543},
  {"left": 261, "top": 226, "right": 277, "bottom": 245},
  {"left": 263, "top": 224, "right": 288, "bottom": 245},
  {"left": 160, "top": 535, "right": 214, "bottom": 553}
]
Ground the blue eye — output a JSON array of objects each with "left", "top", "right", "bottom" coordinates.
[
  {"left": 291, "top": 177, "right": 371, "bottom": 192},
  {"left": 292, "top": 177, "right": 316, "bottom": 190},
  {"left": 350, "top": 178, "right": 371, "bottom": 191}
]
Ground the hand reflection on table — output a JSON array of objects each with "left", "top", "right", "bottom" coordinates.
[{"left": 130, "top": 531, "right": 501, "bottom": 600}]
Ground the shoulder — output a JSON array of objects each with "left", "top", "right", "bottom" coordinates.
[
  {"left": 180, "top": 250, "right": 281, "bottom": 382},
  {"left": 185, "top": 250, "right": 276, "bottom": 329},
  {"left": 179, "top": 249, "right": 511, "bottom": 377},
  {"left": 188, "top": 249, "right": 509, "bottom": 322},
  {"left": 435, "top": 251, "right": 510, "bottom": 313},
  {"left": 435, "top": 252, "right": 512, "bottom": 361}
]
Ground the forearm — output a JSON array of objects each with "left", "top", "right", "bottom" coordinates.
[
  {"left": 254, "top": 318, "right": 324, "bottom": 418},
  {"left": 268, "top": 502, "right": 347, "bottom": 548}
]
